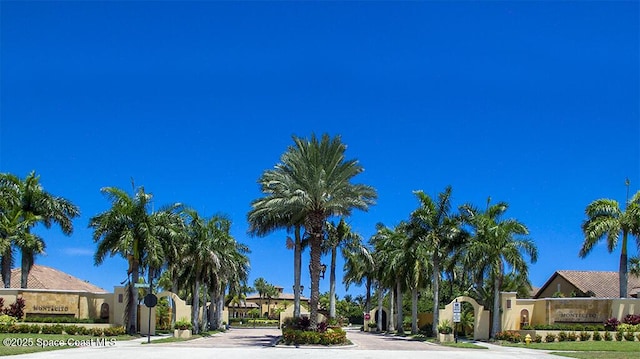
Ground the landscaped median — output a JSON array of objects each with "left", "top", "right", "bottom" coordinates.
[{"left": 279, "top": 317, "right": 349, "bottom": 346}]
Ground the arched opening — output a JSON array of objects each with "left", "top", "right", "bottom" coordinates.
[
  {"left": 373, "top": 309, "right": 388, "bottom": 331},
  {"left": 520, "top": 309, "right": 530, "bottom": 329}
]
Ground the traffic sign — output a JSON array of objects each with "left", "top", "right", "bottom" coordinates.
[
  {"left": 144, "top": 294, "right": 158, "bottom": 308},
  {"left": 364, "top": 313, "right": 371, "bottom": 320},
  {"left": 453, "top": 302, "right": 461, "bottom": 313},
  {"left": 453, "top": 312, "right": 461, "bottom": 323},
  {"left": 134, "top": 283, "right": 150, "bottom": 288}
]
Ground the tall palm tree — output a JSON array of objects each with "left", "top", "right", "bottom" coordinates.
[
  {"left": 408, "top": 186, "right": 466, "bottom": 337},
  {"left": 253, "top": 277, "right": 269, "bottom": 317},
  {"left": 250, "top": 133, "right": 377, "bottom": 329},
  {"left": 0, "top": 172, "right": 80, "bottom": 288},
  {"left": 461, "top": 199, "right": 537, "bottom": 338},
  {"left": 324, "top": 218, "right": 369, "bottom": 319},
  {"left": 342, "top": 243, "right": 375, "bottom": 314},
  {"left": 248, "top": 168, "right": 306, "bottom": 318},
  {"left": 90, "top": 185, "right": 177, "bottom": 334},
  {"left": 579, "top": 189, "right": 640, "bottom": 298}
]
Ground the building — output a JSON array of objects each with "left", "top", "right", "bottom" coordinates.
[
  {"left": 534, "top": 270, "right": 640, "bottom": 298},
  {"left": 245, "top": 286, "right": 309, "bottom": 318},
  {"left": 0, "top": 265, "right": 111, "bottom": 320}
]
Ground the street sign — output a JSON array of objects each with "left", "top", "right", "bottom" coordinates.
[
  {"left": 453, "top": 302, "right": 461, "bottom": 314},
  {"left": 144, "top": 294, "right": 158, "bottom": 308},
  {"left": 134, "top": 283, "right": 150, "bottom": 288},
  {"left": 453, "top": 312, "right": 461, "bottom": 323},
  {"left": 364, "top": 313, "right": 371, "bottom": 320}
]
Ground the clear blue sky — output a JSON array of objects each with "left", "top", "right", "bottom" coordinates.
[{"left": 1, "top": 1, "right": 638, "bottom": 299}]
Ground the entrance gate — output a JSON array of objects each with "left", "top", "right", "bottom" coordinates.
[{"left": 439, "top": 296, "right": 490, "bottom": 340}]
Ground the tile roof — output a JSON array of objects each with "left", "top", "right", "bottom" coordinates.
[
  {"left": 535, "top": 270, "right": 640, "bottom": 298},
  {"left": 9, "top": 265, "right": 107, "bottom": 293},
  {"left": 246, "top": 293, "right": 309, "bottom": 301}
]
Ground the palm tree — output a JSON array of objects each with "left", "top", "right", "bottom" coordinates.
[
  {"left": 248, "top": 168, "right": 306, "bottom": 318},
  {"left": 90, "top": 185, "right": 177, "bottom": 334},
  {"left": 324, "top": 218, "right": 369, "bottom": 319},
  {"left": 253, "top": 277, "right": 268, "bottom": 317},
  {"left": 0, "top": 172, "right": 80, "bottom": 288},
  {"left": 342, "top": 243, "right": 375, "bottom": 314},
  {"left": 408, "top": 186, "right": 466, "bottom": 337},
  {"left": 249, "top": 133, "right": 377, "bottom": 329},
  {"left": 460, "top": 199, "right": 537, "bottom": 338},
  {"left": 579, "top": 189, "right": 640, "bottom": 298}
]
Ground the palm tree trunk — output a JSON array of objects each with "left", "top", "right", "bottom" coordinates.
[
  {"left": 293, "top": 224, "right": 302, "bottom": 318},
  {"left": 389, "top": 285, "right": 395, "bottom": 332},
  {"left": 2, "top": 251, "right": 12, "bottom": 288},
  {"left": 20, "top": 249, "right": 33, "bottom": 288},
  {"left": 201, "top": 284, "right": 208, "bottom": 333},
  {"left": 309, "top": 228, "right": 322, "bottom": 330},
  {"left": 365, "top": 277, "right": 371, "bottom": 313},
  {"left": 620, "top": 231, "right": 628, "bottom": 298},
  {"left": 209, "top": 285, "right": 216, "bottom": 330},
  {"left": 396, "top": 280, "right": 403, "bottom": 334},
  {"left": 171, "top": 269, "right": 178, "bottom": 328},
  {"left": 491, "top": 274, "right": 501, "bottom": 338},
  {"left": 216, "top": 286, "right": 224, "bottom": 329},
  {"left": 129, "top": 261, "right": 140, "bottom": 335},
  {"left": 329, "top": 246, "right": 337, "bottom": 319},
  {"left": 377, "top": 283, "right": 384, "bottom": 332},
  {"left": 432, "top": 255, "right": 440, "bottom": 337},
  {"left": 192, "top": 279, "right": 200, "bottom": 334},
  {"left": 411, "top": 287, "right": 418, "bottom": 334}
]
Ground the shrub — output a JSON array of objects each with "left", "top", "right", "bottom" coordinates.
[
  {"left": 367, "top": 322, "right": 377, "bottom": 328},
  {"left": 28, "top": 324, "right": 41, "bottom": 334},
  {"left": 437, "top": 320, "right": 453, "bottom": 334},
  {"left": 64, "top": 325, "right": 80, "bottom": 335},
  {"left": 545, "top": 333, "right": 556, "bottom": 343},
  {"left": 316, "top": 321, "right": 329, "bottom": 333},
  {"left": 281, "top": 327, "right": 347, "bottom": 345},
  {"left": 615, "top": 330, "right": 623, "bottom": 341},
  {"left": 557, "top": 331, "right": 568, "bottom": 342},
  {"left": 622, "top": 314, "right": 640, "bottom": 325},
  {"left": 419, "top": 323, "right": 433, "bottom": 337},
  {"left": 16, "top": 324, "right": 31, "bottom": 333},
  {"left": 3, "top": 297, "right": 25, "bottom": 319},
  {"left": 604, "top": 317, "right": 620, "bottom": 331},
  {"left": 623, "top": 331, "right": 635, "bottom": 341},
  {"left": 603, "top": 331, "right": 612, "bottom": 341},
  {"left": 41, "top": 324, "right": 64, "bottom": 334},
  {"left": 579, "top": 331, "right": 591, "bottom": 341},
  {"left": 174, "top": 318, "right": 192, "bottom": 330},
  {"left": 0, "top": 314, "right": 17, "bottom": 325},
  {"left": 592, "top": 330, "right": 602, "bottom": 341},
  {"left": 534, "top": 334, "right": 542, "bottom": 343},
  {"left": 618, "top": 323, "right": 640, "bottom": 333},
  {"left": 567, "top": 332, "right": 577, "bottom": 341},
  {"left": 89, "top": 327, "right": 104, "bottom": 337},
  {"left": 104, "top": 326, "right": 126, "bottom": 336}
]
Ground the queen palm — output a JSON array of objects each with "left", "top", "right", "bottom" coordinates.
[
  {"left": 324, "top": 218, "right": 369, "bottom": 319},
  {"left": 408, "top": 186, "right": 466, "bottom": 337},
  {"left": 250, "top": 133, "right": 377, "bottom": 329},
  {"left": 90, "top": 186, "right": 178, "bottom": 334},
  {"left": 0, "top": 172, "right": 79, "bottom": 288},
  {"left": 579, "top": 190, "right": 640, "bottom": 297},
  {"left": 461, "top": 199, "right": 537, "bottom": 338}
]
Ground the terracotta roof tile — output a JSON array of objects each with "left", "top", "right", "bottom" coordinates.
[
  {"left": 536, "top": 270, "right": 640, "bottom": 298},
  {"left": 9, "top": 265, "right": 107, "bottom": 293}
]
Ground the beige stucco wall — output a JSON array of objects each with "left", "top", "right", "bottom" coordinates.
[
  {"left": 502, "top": 293, "right": 639, "bottom": 331},
  {"left": 440, "top": 296, "right": 490, "bottom": 340},
  {"left": 0, "top": 289, "right": 110, "bottom": 320}
]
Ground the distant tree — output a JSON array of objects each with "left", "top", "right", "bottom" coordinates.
[{"left": 579, "top": 187, "right": 640, "bottom": 298}]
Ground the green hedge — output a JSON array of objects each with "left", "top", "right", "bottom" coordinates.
[
  {"left": 281, "top": 328, "right": 347, "bottom": 345},
  {"left": 0, "top": 323, "right": 125, "bottom": 336},
  {"left": 24, "top": 316, "right": 109, "bottom": 324},
  {"left": 531, "top": 323, "right": 605, "bottom": 331}
]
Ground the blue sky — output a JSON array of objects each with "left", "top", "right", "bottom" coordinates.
[{"left": 1, "top": 1, "right": 638, "bottom": 299}]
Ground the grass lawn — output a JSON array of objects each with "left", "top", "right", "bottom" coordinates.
[
  {"left": 438, "top": 341, "right": 487, "bottom": 349},
  {"left": 0, "top": 333, "right": 134, "bottom": 356},
  {"left": 503, "top": 341, "right": 640, "bottom": 359}
]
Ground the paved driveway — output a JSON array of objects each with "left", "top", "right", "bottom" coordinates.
[{"left": 8, "top": 327, "right": 565, "bottom": 359}]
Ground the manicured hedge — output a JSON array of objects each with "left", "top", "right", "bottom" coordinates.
[
  {"left": 0, "top": 323, "right": 125, "bottom": 336},
  {"left": 281, "top": 327, "right": 347, "bottom": 345}
]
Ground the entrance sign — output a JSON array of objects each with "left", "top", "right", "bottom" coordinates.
[
  {"left": 453, "top": 302, "right": 461, "bottom": 313},
  {"left": 453, "top": 312, "right": 461, "bottom": 323}
]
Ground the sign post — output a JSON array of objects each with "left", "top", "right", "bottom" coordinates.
[{"left": 453, "top": 300, "right": 461, "bottom": 343}]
